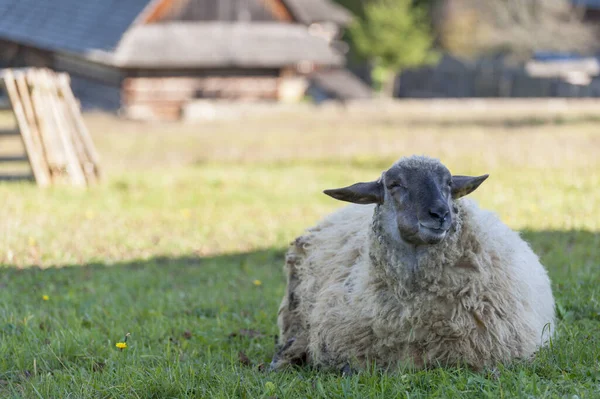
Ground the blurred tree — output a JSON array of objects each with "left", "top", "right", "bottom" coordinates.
[
  {"left": 332, "top": 0, "right": 437, "bottom": 14},
  {"left": 435, "top": 0, "right": 598, "bottom": 60},
  {"left": 330, "top": 0, "right": 368, "bottom": 67},
  {"left": 348, "top": 0, "right": 437, "bottom": 95}
]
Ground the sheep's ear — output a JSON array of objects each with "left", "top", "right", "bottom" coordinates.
[
  {"left": 451, "top": 174, "right": 489, "bottom": 199},
  {"left": 324, "top": 180, "right": 383, "bottom": 204}
]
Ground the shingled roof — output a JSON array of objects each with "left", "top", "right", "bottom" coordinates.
[
  {"left": 0, "top": 0, "right": 350, "bottom": 69},
  {"left": 91, "top": 22, "right": 344, "bottom": 68},
  {"left": 282, "top": 0, "right": 352, "bottom": 25},
  {"left": 0, "top": 0, "right": 151, "bottom": 53}
]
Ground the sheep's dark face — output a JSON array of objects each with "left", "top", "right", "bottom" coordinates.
[
  {"left": 324, "top": 157, "right": 488, "bottom": 246},
  {"left": 381, "top": 162, "right": 454, "bottom": 245}
]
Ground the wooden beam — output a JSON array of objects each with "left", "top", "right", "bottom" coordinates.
[
  {"left": 29, "top": 69, "right": 67, "bottom": 173},
  {"left": 58, "top": 74, "right": 102, "bottom": 182},
  {"left": 53, "top": 53, "right": 123, "bottom": 86},
  {"left": 0, "top": 155, "right": 28, "bottom": 162},
  {"left": 0, "top": 173, "right": 34, "bottom": 182},
  {"left": 261, "top": 0, "right": 294, "bottom": 22},
  {"left": 15, "top": 72, "right": 52, "bottom": 183},
  {"left": 0, "top": 128, "right": 19, "bottom": 137},
  {"left": 3, "top": 70, "right": 52, "bottom": 187},
  {"left": 39, "top": 69, "right": 87, "bottom": 187}
]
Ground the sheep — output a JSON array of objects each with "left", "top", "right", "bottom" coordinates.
[{"left": 271, "top": 155, "right": 555, "bottom": 372}]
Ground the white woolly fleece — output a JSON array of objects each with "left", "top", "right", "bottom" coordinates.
[{"left": 273, "top": 198, "right": 555, "bottom": 371}]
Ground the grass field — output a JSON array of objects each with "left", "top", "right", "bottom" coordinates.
[{"left": 0, "top": 104, "right": 599, "bottom": 398}]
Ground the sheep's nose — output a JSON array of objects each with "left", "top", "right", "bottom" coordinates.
[{"left": 429, "top": 207, "right": 449, "bottom": 223}]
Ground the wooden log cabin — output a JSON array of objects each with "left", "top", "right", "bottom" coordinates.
[{"left": 0, "top": 0, "right": 369, "bottom": 121}]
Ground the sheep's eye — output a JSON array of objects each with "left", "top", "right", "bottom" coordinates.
[
  {"left": 448, "top": 181, "right": 453, "bottom": 188},
  {"left": 388, "top": 182, "right": 406, "bottom": 190}
]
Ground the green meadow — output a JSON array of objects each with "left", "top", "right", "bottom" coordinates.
[{"left": 0, "top": 106, "right": 599, "bottom": 398}]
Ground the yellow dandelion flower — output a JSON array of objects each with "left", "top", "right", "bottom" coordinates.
[
  {"left": 116, "top": 332, "right": 131, "bottom": 350},
  {"left": 42, "top": 295, "right": 49, "bottom": 301},
  {"left": 253, "top": 279, "right": 262, "bottom": 286}
]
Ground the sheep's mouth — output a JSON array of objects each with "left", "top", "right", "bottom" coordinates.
[{"left": 418, "top": 224, "right": 448, "bottom": 243}]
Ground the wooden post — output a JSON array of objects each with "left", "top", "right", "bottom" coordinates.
[
  {"left": 40, "top": 69, "right": 86, "bottom": 187},
  {"left": 14, "top": 71, "right": 52, "bottom": 183},
  {"left": 58, "top": 74, "right": 102, "bottom": 180},
  {"left": 29, "top": 69, "right": 67, "bottom": 178},
  {"left": 2, "top": 70, "right": 51, "bottom": 187}
]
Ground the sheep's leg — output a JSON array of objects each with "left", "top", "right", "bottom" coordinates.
[
  {"left": 271, "top": 238, "right": 310, "bottom": 370},
  {"left": 270, "top": 337, "right": 308, "bottom": 371}
]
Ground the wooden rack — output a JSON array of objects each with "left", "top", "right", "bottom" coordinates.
[{"left": 0, "top": 68, "right": 101, "bottom": 187}]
